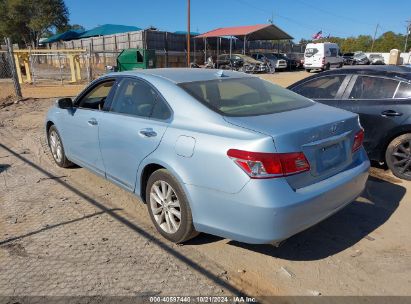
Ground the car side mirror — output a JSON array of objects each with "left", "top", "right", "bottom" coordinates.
[{"left": 57, "top": 97, "right": 73, "bottom": 109}]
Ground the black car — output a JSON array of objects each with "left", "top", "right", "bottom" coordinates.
[
  {"left": 342, "top": 52, "right": 354, "bottom": 65},
  {"left": 288, "top": 66, "right": 411, "bottom": 180},
  {"left": 216, "top": 54, "right": 243, "bottom": 70}
]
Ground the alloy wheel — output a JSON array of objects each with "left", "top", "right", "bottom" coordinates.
[
  {"left": 391, "top": 140, "right": 411, "bottom": 178},
  {"left": 49, "top": 130, "right": 63, "bottom": 163},
  {"left": 149, "top": 180, "right": 181, "bottom": 234}
]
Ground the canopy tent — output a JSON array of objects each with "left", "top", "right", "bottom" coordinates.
[
  {"left": 78, "top": 24, "right": 141, "bottom": 38},
  {"left": 174, "top": 31, "right": 200, "bottom": 36},
  {"left": 195, "top": 24, "right": 293, "bottom": 63},
  {"left": 42, "top": 29, "right": 84, "bottom": 44},
  {"left": 195, "top": 23, "right": 293, "bottom": 40}
]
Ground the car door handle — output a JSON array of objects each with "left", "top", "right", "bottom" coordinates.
[
  {"left": 139, "top": 128, "right": 157, "bottom": 137},
  {"left": 381, "top": 110, "right": 403, "bottom": 117},
  {"left": 87, "top": 118, "right": 98, "bottom": 126}
]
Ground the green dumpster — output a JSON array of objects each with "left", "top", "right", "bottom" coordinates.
[{"left": 117, "top": 48, "right": 156, "bottom": 71}]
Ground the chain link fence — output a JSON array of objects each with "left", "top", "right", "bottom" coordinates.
[
  {"left": 29, "top": 52, "right": 90, "bottom": 86},
  {"left": 0, "top": 50, "right": 19, "bottom": 105}
]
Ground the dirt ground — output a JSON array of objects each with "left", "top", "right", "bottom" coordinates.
[{"left": 1, "top": 71, "right": 411, "bottom": 301}]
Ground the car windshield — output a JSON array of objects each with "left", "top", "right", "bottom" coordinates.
[{"left": 179, "top": 77, "right": 313, "bottom": 117}]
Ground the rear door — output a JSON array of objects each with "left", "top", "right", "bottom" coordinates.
[
  {"left": 98, "top": 77, "right": 171, "bottom": 191},
  {"left": 304, "top": 45, "right": 322, "bottom": 67},
  {"left": 341, "top": 75, "right": 408, "bottom": 155}
]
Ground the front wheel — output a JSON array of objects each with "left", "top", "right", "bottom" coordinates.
[
  {"left": 146, "top": 169, "right": 198, "bottom": 243},
  {"left": 385, "top": 134, "right": 411, "bottom": 181},
  {"left": 48, "top": 125, "right": 72, "bottom": 168}
]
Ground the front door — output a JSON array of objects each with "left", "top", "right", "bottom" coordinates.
[
  {"left": 62, "top": 79, "right": 116, "bottom": 176},
  {"left": 98, "top": 77, "right": 171, "bottom": 191}
]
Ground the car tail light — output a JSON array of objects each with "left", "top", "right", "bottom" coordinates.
[
  {"left": 352, "top": 129, "right": 364, "bottom": 152},
  {"left": 227, "top": 149, "right": 310, "bottom": 179}
]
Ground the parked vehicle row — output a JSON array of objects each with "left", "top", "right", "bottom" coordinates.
[
  {"left": 343, "top": 52, "right": 386, "bottom": 65},
  {"left": 201, "top": 52, "right": 305, "bottom": 74},
  {"left": 216, "top": 53, "right": 267, "bottom": 73},
  {"left": 46, "top": 68, "right": 369, "bottom": 245}
]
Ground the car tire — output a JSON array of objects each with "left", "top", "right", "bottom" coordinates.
[
  {"left": 385, "top": 133, "right": 411, "bottom": 181},
  {"left": 48, "top": 125, "right": 72, "bottom": 168},
  {"left": 146, "top": 169, "right": 199, "bottom": 243},
  {"left": 305, "top": 69, "right": 311, "bottom": 73}
]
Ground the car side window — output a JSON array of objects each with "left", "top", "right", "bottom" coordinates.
[
  {"left": 349, "top": 76, "right": 399, "bottom": 100},
  {"left": 77, "top": 80, "right": 115, "bottom": 110},
  {"left": 293, "top": 75, "right": 346, "bottom": 99},
  {"left": 395, "top": 82, "right": 411, "bottom": 99},
  {"left": 110, "top": 78, "right": 157, "bottom": 118},
  {"left": 329, "top": 48, "right": 338, "bottom": 57},
  {"left": 151, "top": 97, "right": 172, "bottom": 120}
]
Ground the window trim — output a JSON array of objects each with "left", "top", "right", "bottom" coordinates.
[
  {"left": 292, "top": 74, "right": 351, "bottom": 100},
  {"left": 343, "top": 74, "right": 401, "bottom": 101},
  {"left": 108, "top": 76, "right": 173, "bottom": 122}
]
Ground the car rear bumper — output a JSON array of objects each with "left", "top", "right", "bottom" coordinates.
[
  {"left": 187, "top": 148, "right": 370, "bottom": 244},
  {"left": 304, "top": 63, "right": 323, "bottom": 69}
]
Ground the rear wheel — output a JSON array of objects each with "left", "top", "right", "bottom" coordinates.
[
  {"left": 48, "top": 125, "right": 72, "bottom": 168},
  {"left": 146, "top": 169, "right": 198, "bottom": 243},
  {"left": 385, "top": 134, "right": 411, "bottom": 181}
]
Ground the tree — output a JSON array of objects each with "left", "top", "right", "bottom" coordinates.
[
  {"left": 373, "top": 31, "right": 405, "bottom": 52},
  {"left": 58, "top": 24, "right": 85, "bottom": 34},
  {"left": 298, "top": 32, "right": 404, "bottom": 53},
  {"left": 0, "top": 0, "right": 69, "bottom": 47}
]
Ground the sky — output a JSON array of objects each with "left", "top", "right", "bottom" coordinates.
[{"left": 64, "top": 0, "right": 411, "bottom": 42}]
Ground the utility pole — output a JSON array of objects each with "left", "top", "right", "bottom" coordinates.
[
  {"left": 371, "top": 23, "right": 379, "bottom": 52},
  {"left": 404, "top": 19, "right": 411, "bottom": 53},
  {"left": 187, "top": 0, "right": 191, "bottom": 67}
]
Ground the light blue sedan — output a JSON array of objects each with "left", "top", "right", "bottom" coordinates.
[{"left": 45, "top": 68, "right": 370, "bottom": 244}]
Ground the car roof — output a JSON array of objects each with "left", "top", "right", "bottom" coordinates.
[
  {"left": 110, "top": 68, "right": 254, "bottom": 84},
  {"left": 316, "top": 65, "right": 411, "bottom": 80},
  {"left": 288, "top": 66, "right": 411, "bottom": 89}
]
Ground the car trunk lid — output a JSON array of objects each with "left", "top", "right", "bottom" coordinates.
[{"left": 224, "top": 103, "right": 360, "bottom": 189}]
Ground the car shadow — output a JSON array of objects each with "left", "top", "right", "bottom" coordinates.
[
  {"left": 226, "top": 176, "right": 405, "bottom": 260},
  {"left": 188, "top": 176, "right": 405, "bottom": 261}
]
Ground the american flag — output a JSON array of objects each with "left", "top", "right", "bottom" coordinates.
[{"left": 312, "top": 30, "right": 323, "bottom": 40}]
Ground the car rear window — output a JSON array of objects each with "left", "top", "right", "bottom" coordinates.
[{"left": 179, "top": 77, "right": 313, "bottom": 117}]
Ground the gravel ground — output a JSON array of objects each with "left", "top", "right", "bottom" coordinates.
[{"left": 0, "top": 71, "right": 410, "bottom": 302}]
